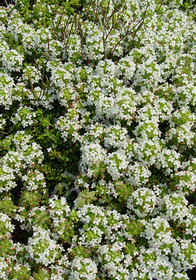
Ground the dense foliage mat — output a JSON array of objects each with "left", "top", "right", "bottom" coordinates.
[{"left": 0, "top": 0, "right": 196, "bottom": 279}]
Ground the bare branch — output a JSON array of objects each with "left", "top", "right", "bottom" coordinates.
[
  {"left": 97, "top": 0, "right": 127, "bottom": 59},
  {"left": 111, "top": 1, "right": 149, "bottom": 56},
  {"left": 27, "top": 72, "right": 38, "bottom": 102},
  {"left": 4, "top": 0, "right": 8, "bottom": 7},
  {"left": 63, "top": 15, "right": 75, "bottom": 60}
]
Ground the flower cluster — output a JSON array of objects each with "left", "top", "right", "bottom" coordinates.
[{"left": 11, "top": 105, "right": 36, "bottom": 128}]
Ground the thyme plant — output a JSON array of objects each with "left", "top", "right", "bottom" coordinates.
[{"left": 0, "top": 0, "right": 196, "bottom": 279}]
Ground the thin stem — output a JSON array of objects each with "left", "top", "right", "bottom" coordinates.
[
  {"left": 63, "top": 15, "right": 75, "bottom": 60},
  {"left": 27, "top": 72, "right": 38, "bottom": 101},
  {"left": 4, "top": 0, "right": 8, "bottom": 7},
  {"left": 111, "top": 1, "right": 149, "bottom": 55}
]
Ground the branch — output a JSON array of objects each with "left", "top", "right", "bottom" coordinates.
[
  {"left": 27, "top": 72, "right": 38, "bottom": 101},
  {"left": 63, "top": 15, "right": 75, "bottom": 60},
  {"left": 4, "top": 0, "right": 8, "bottom": 7},
  {"left": 105, "top": 1, "right": 126, "bottom": 42},
  {"left": 111, "top": 1, "right": 149, "bottom": 55},
  {"left": 51, "top": 13, "right": 63, "bottom": 41}
]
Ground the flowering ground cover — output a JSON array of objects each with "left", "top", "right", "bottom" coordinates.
[{"left": 0, "top": 0, "right": 196, "bottom": 279}]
